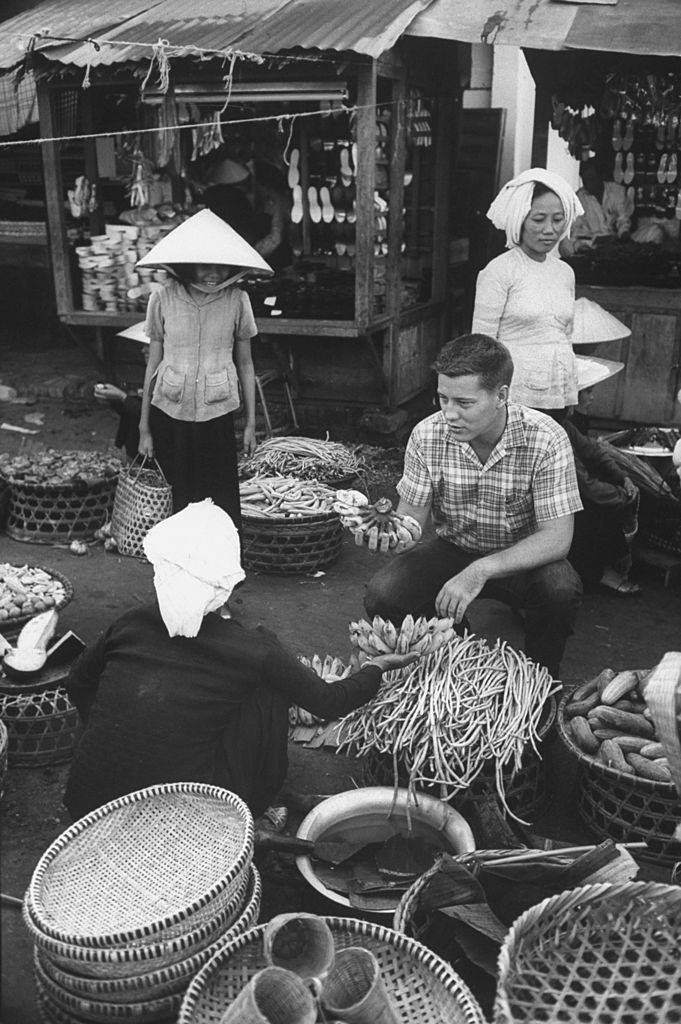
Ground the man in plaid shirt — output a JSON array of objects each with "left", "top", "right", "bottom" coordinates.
[{"left": 365, "top": 334, "right": 583, "bottom": 678}]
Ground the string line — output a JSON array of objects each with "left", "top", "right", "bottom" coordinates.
[{"left": 0, "top": 97, "right": 427, "bottom": 149}]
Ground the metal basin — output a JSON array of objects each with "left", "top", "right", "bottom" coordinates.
[{"left": 295, "top": 786, "right": 475, "bottom": 914}]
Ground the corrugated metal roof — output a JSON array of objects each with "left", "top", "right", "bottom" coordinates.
[
  {"left": 0, "top": 0, "right": 165, "bottom": 71},
  {"left": 0, "top": 0, "right": 437, "bottom": 71},
  {"left": 407, "top": 0, "right": 681, "bottom": 56}
]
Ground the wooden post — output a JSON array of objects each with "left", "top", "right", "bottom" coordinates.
[
  {"left": 432, "top": 88, "right": 457, "bottom": 304},
  {"left": 385, "top": 74, "right": 407, "bottom": 408},
  {"left": 37, "top": 81, "right": 74, "bottom": 318},
  {"left": 354, "top": 60, "right": 377, "bottom": 331}
]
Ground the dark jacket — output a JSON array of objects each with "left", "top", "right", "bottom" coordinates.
[{"left": 64, "top": 605, "right": 380, "bottom": 820}]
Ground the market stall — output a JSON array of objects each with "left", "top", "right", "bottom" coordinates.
[
  {"left": 25, "top": 32, "right": 459, "bottom": 422},
  {"left": 527, "top": 52, "right": 681, "bottom": 426}
]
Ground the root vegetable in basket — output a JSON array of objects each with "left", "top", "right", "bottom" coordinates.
[
  {"left": 0, "top": 565, "right": 67, "bottom": 621},
  {"left": 565, "top": 668, "right": 674, "bottom": 784}
]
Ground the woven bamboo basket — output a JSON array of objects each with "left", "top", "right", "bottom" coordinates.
[
  {"left": 0, "top": 566, "right": 74, "bottom": 636},
  {"left": 24, "top": 866, "right": 256, "bottom": 980},
  {"left": 241, "top": 510, "right": 343, "bottom": 574},
  {"left": 178, "top": 917, "right": 486, "bottom": 1024},
  {"left": 557, "top": 695, "right": 681, "bottom": 865},
  {"left": 495, "top": 882, "right": 681, "bottom": 1024},
  {"left": 33, "top": 866, "right": 261, "bottom": 1003},
  {"left": 365, "top": 696, "right": 557, "bottom": 823},
  {"left": 0, "top": 687, "right": 79, "bottom": 767},
  {"left": 110, "top": 457, "right": 173, "bottom": 560},
  {"left": 27, "top": 783, "right": 254, "bottom": 948},
  {"left": 0, "top": 718, "right": 8, "bottom": 797},
  {"left": 5, "top": 476, "right": 117, "bottom": 544}
]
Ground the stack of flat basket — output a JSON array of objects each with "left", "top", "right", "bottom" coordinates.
[{"left": 23, "top": 783, "right": 260, "bottom": 1024}]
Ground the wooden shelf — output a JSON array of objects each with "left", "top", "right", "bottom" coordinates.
[{"left": 60, "top": 309, "right": 366, "bottom": 338}]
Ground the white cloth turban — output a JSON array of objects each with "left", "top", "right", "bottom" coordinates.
[
  {"left": 486, "top": 168, "right": 584, "bottom": 249},
  {"left": 143, "top": 499, "right": 245, "bottom": 638}
]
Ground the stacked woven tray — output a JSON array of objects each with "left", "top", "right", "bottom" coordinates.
[{"left": 23, "top": 783, "right": 260, "bottom": 1024}]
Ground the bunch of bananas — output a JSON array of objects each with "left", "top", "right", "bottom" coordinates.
[
  {"left": 349, "top": 614, "right": 457, "bottom": 661},
  {"left": 290, "top": 654, "right": 351, "bottom": 727},
  {"left": 333, "top": 491, "right": 422, "bottom": 553}
]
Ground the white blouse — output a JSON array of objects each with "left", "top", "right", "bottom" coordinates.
[{"left": 472, "top": 247, "right": 578, "bottom": 409}]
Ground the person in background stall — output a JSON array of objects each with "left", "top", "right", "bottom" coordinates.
[
  {"left": 472, "top": 168, "right": 583, "bottom": 422},
  {"left": 93, "top": 325, "right": 150, "bottom": 459},
  {"left": 364, "top": 334, "right": 584, "bottom": 680},
  {"left": 137, "top": 209, "right": 271, "bottom": 533},
  {"left": 63, "top": 500, "right": 416, "bottom": 822},
  {"left": 562, "top": 159, "right": 634, "bottom": 254}
]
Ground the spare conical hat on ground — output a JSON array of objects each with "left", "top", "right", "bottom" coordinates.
[
  {"left": 136, "top": 209, "right": 273, "bottom": 275},
  {"left": 572, "top": 298, "right": 631, "bottom": 346},
  {"left": 575, "top": 354, "right": 624, "bottom": 391}
]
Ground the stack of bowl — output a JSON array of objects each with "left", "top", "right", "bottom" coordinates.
[
  {"left": 75, "top": 224, "right": 175, "bottom": 314},
  {"left": 23, "top": 782, "right": 260, "bottom": 1024}
]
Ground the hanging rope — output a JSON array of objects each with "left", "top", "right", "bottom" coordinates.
[{"left": 140, "top": 38, "right": 172, "bottom": 94}]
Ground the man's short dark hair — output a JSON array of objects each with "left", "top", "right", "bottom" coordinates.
[{"left": 433, "top": 333, "right": 514, "bottom": 391}]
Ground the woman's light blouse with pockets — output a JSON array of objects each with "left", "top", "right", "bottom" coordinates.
[
  {"left": 472, "top": 247, "right": 578, "bottom": 409},
  {"left": 144, "top": 277, "right": 257, "bottom": 423}
]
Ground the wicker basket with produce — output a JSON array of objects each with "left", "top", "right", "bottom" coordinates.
[
  {"left": 0, "top": 449, "right": 120, "bottom": 545},
  {"left": 558, "top": 666, "right": 681, "bottom": 865},
  {"left": 239, "top": 477, "right": 342, "bottom": 574}
]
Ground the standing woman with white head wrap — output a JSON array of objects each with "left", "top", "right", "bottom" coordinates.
[{"left": 472, "top": 168, "right": 584, "bottom": 416}]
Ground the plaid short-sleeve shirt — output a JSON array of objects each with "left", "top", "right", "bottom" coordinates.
[{"left": 397, "top": 405, "right": 582, "bottom": 553}]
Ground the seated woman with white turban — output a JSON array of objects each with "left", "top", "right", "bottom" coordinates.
[
  {"left": 63, "top": 501, "right": 415, "bottom": 822},
  {"left": 472, "top": 168, "right": 584, "bottom": 419}
]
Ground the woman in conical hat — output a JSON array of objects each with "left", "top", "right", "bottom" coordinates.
[
  {"left": 472, "top": 168, "right": 584, "bottom": 418},
  {"left": 137, "top": 209, "right": 272, "bottom": 529}
]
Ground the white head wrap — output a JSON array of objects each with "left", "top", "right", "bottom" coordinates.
[
  {"left": 486, "top": 168, "right": 584, "bottom": 249},
  {"left": 143, "top": 500, "right": 245, "bottom": 638}
]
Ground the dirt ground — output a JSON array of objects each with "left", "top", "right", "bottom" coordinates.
[{"left": 1, "top": 340, "right": 681, "bottom": 1022}]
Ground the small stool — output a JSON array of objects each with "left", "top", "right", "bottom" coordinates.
[{"left": 255, "top": 369, "right": 299, "bottom": 437}]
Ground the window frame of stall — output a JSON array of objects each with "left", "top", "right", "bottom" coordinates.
[{"left": 35, "top": 39, "right": 459, "bottom": 413}]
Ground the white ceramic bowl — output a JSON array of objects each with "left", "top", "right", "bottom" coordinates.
[{"left": 295, "top": 786, "right": 475, "bottom": 914}]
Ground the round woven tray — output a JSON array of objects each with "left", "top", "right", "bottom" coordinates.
[
  {"left": 6, "top": 476, "right": 118, "bottom": 544},
  {"left": 178, "top": 917, "right": 486, "bottom": 1024},
  {"left": 24, "top": 866, "right": 255, "bottom": 980},
  {"left": 33, "top": 866, "right": 261, "bottom": 1003},
  {"left": 365, "top": 696, "right": 557, "bottom": 823},
  {"left": 0, "top": 565, "right": 74, "bottom": 636},
  {"left": 557, "top": 695, "right": 681, "bottom": 865},
  {"left": 495, "top": 882, "right": 681, "bottom": 1024},
  {"left": 241, "top": 510, "right": 343, "bottom": 574},
  {"left": 27, "top": 783, "right": 254, "bottom": 948},
  {"left": 0, "top": 686, "right": 79, "bottom": 767},
  {"left": 34, "top": 951, "right": 183, "bottom": 1023}
]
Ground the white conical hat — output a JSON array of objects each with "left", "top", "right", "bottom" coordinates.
[
  {"left": 116, "top": 321, "right": 149, "bottom": 344},
  {"left": 576, "top": 355, "right": 624, "bottom": 391},
  {"left": 572, "top": 298, "right": 631, "bottom": 346},
  {"left": 136, "top": 209, "right": 273, "bottom": 275}
]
